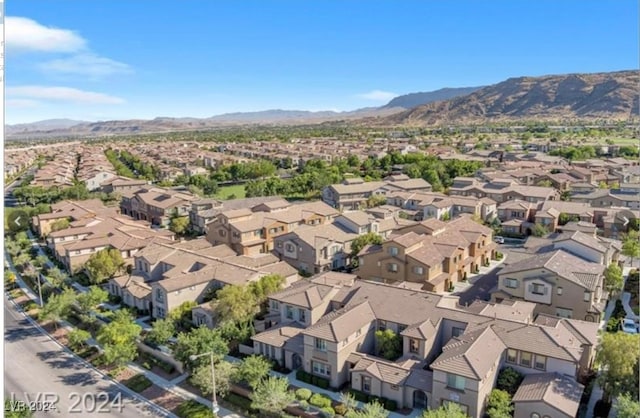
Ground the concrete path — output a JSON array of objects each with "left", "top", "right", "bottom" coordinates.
[{"left": 621, "top": 292, "right": 639, "bottom": 321}]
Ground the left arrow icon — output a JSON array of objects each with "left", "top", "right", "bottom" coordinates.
[{"left": 14, "top": 216, "right": 21, "bottom": 226}]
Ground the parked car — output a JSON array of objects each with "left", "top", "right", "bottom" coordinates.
[
  {"left": 621, "top": 318, "right": 638, "bottom": 334},
  {"left": 494, "top": 236, "right": 505, "bottom": 244}
]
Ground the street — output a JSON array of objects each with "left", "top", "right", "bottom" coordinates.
[{"left": 4, "top": 296, "right": 171, "bottom": 418}]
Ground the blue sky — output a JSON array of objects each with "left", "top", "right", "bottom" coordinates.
[{"left": 7, "top": 0, "right": 639, "bottom": 124}]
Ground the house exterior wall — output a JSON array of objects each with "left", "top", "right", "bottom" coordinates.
[
  {"left": 553, "top": 241, "right": 606, "bottom": 264},
  {"left": 496, "top": 268, "right": 602, "bottom": 321},
  {"left": 431, "top": 370, "right": 480, "bottom": 418}
]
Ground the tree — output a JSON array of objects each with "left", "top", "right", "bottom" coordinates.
[
  {"left": 190, "top": 360, "right": 236, "bottom": 399},
  {"left": 375, "top": 329, "right": 402, "bottom": 360},
  {"left": 604, "top": 263, "right": 624, "bottom": 294},
  {"left": 617, "top": 393, "right": 640, "bottom": 418},
  {"left": 76, "top": 285, "right": 108, "bottom": 313},
  {"left": 366, "top": 194, "right": 387, "bottom": 208},
  {"left": 85, "top": 248, "right": 125, "bottom": 284},
  {"left": 345, "top": 400, "right": 389, "bottom": 418},
  {"left": 39, "top": 287, "right": 76, "bottom": 329},
  {"left": 50, "top": 218, "right": 70, "bottom": 232},
  {"left": 622, "top": 230, "right": 640, "bottom": 267},
  {"left": 168, "top": 300, "right": 197, "bottom": 328},
  {"left": 420, "top": 402, "right": 468, "bottom": 418},
  {"left": 596, "top": 332, "right": 640, "bottom": 401},
  {"left": 96, "top": 309, "right": 142, "bottom": 367},
  {"left": 68, "top": 328, "right": 91, "bottom": 351},
  {"left": 146, "top": 318, "right": 175, "bottom": 346},
  {"left": 236, "top": 355, "right": 272, "bottom": 389},
  {"left": 339, "top": 392, "right": 358, "bottom": 413},
  {"left": 214, "top": 285, "right": 258, "bottom": 325},
  {"left": 170, "top": 216, "right": 190, "bottom": 235},
  {"left": 350, "top": 232, "right": 384, "bottom": 265},
  {"left": 32, "top": 254, "right": 49, "bottom": 270},
  {"left": 174, "top": 326, "right": 229, "bottom": 369},
  {"left": 250, "top": 376, "right": 295, "bottom": 417},
  {"left": 12, "top": 252, "right": 31, "bottom": 270},
  {"left": 45, "top": 266, "right": 67, "bottom": 288},
  {"left": 496, "top": 367, "right": 524, "bottom": 396},
  {"left": 486, "top": 389, "right": 513, "bottom": 418},
  {"left": 249, "top": 274, "right": 285, "bottom": 313},
  {"left": 531, "top": 223, "right": 549, "bottom": 237}
]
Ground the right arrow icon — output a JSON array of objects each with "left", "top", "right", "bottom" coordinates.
[{"left": 623, "top": 216, "right": 629, "bottom": 226}]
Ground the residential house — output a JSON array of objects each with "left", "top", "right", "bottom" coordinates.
[
  {"left": 250, "top": 280, "right": 598, "bottom": 417},
  {"left": 322, "top": 177, "right": 432, "bottom": 211},
  {"left": 512, "top": 373, "right": 583, "bottom": 418},
  {"left": 357, "top": 215, "right": 496, "bottom": 292},
  {"left": 120, "top": 186, "right": 196, "bottom": 226},
  {"left": 206, "top": 199, "right": 339, "bottom": 255},
  {"left": 493, "top": 249, "right": 606, "bottom": 322}
]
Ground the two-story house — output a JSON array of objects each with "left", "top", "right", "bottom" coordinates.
[{"left": 493, "top": 249, "right": 606, "bottom": 322}]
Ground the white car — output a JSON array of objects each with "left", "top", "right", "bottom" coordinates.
[
  {"left": 621, "top": 318, "right": 638, "bottom": 334},
  {"left": 494, "top": 236, "right": 505, "bottom": 244}
]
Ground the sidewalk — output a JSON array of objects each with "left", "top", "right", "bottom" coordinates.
[{"left": 127, "top": 363, "right": 243, "bottom": 418}]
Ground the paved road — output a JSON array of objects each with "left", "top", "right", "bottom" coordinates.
[{"left": 4, "top": 296, "right": 172, "bottom": 418}]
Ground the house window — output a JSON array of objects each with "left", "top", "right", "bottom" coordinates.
[
  {"left": 285, "top": 243, "right": 295, "bottom": 252},
  {"left": 390, "top": 385, "right": 399, "bottom": 391},
  {"left": 270, "top": 300, "right": 279, "bottom": 311},
  {"left": 583, "top": 291, "right": 591, "bottom": 302},
  {"left": 312, "top": 361, "right": 331, "bottom": 377},
  {"left": 156, "top": 307, "right": 165, "bottom": 318},
  {"left": 413, "top": 266, "right": 424, "bottom": 275},
  {"left": 506, "top": 348, "right": 518, "bottom": 364},
  {"left": 556, "top": 307, "right": 573, "bottom": 318},
  {"left": 218, "top": 229, "right": 226, "bottom": 237},
  {"left": 530, "top": 283, "right": 546, "bottom": 295},
  {"left": 452, "top": 327, "right": 465, "bottom": 338},
  {"left": 520, "top": 351, "right": 532, "bottom": 367},
  {"left": 531, "top": 414, "right": 540, "bottom": 418},
  {"left": 276, "top": 242, "right": 282, "bottom": 248},
  {"left": 315, "top": 338, "right": 327, "bottom": 352},
  {"left": 388, "top": 246, "right": 398, "bottom": 256},
  {"left": 285, "top": 305, "right": 293, "bottom": 319},
  {"left": 378, "top": 320, "right": 387, "bottom": 331},
  {"left": 504, "top": 278, "right": 518, "bottom": 289},
  {"left": 534, "top": 355, "right": 547, "bottom": 371},
  {"left": 298, "top": 308, "right": 306, "bottom": 323},
  {"left": 557, "top": 287, "right": 563, "bottom": 295},
  {"left": 409, "top": 339, "right": 419, "bottom": 354},
  {"left": 362, "top": 376, "right": 372, "bottom": 393},
  {"left": 356, "top": 329, "right": 362, "bottom": 337},
  {"left": 155, "top": 289, "right": 164, "bottom": 303},
  {"left": 446, "top": 374, "right": 466, "bottom": 391},
  {"left": 388, "top": 263, "right": 398, "bottom": 273}
]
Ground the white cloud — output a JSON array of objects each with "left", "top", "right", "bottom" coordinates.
[
  {"left": 357, "top": 90, "right": 398, "bottom": 101},
  {"left": 6, "top": 17, "right": 86, "bottom": 52},
  {"left": 7, "top": 99, "right": 41, "bottom": 108},
  {"left": 7, "top": 86, "right": 126, "bottom": 105},
  {"left": 39, "top": 53, "right": 133, "bottom": 78}
]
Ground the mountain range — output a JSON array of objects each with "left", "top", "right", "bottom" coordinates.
[{"left": 7, "top": 70, "right": 638, "bottom": 139}]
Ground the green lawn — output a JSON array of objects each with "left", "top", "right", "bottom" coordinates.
[{"left": 215, "top": 184, "right": 246, "bottom": 200}]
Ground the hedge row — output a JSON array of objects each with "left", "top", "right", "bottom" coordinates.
[
  {"left": 348, "top": 389, "right": 397, "bottom": 411},
  {"left": 296, "top": 370, "right": 330, "bottom": 389}
]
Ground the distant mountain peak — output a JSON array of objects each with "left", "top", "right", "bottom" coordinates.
[{"left": 383, "top": 86, "right": 483, "bottom": 109}]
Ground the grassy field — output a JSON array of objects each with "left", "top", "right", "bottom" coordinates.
[{"left": 215, "top": 184, "right": 246, "bottom": 200}]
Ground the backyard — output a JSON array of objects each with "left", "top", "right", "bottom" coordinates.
[{"left": 215, "top": 184, "right": 246, "bottom": 200}]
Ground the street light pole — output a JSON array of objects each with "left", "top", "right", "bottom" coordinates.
[
  {"left": 189, "top": 351, "right": 219, "bottom": 416},
  {"left": 37, "top": 272, "right": 44, "bottom": 307}
]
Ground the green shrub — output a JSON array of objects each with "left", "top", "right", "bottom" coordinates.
[
  {"left": 296, "top": 369, "right": 311, "bottom": 383},
  {"left": 334, "top": 403, "right": 348, "bottom": 416},
  {"left": 316, "top": 376, "right": 330, "bottom": 389},
  {"left": 309, "top": 393, "right": 332, "bottom": 409},
  {"left": 320, "top": 406, "right": 335, "bottom": 417},
  {"left": 225, "top": 393, "right": 255, "bottom": 412},
  {"left": 295, "top": 388, "right": 312, "bottom": 401},
  {"left": 124, "top": 374, "right": 153, "bottom": 393},
  {"left": 606, "top": 317, "right": 620, "bottom": 333},
  {"left": 176, "top": 400, "right": 215, "bottom": 418},
  {"left": 384, "top": 399, "right": 398, "bottom": 411},
  {"left": 496, "top": 367, "right": 524, "bottom": 396},
  {"left": 349, "top": 389, "right": 368, "bottom": 403}
]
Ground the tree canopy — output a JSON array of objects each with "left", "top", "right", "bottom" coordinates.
[
  {"left": 235, "top": 355, "right": 272, "bottom": 390},
  {"left": 604, "top": 263, "right": 624, "bottom": 294},
  {"left": 596, "top": 332, "right": 640, "bottom": 401},
  {"left": 174, "top": 326, "right": 229, "bottom": 369},
  {"left": 250, "top": 376, "right": 295, "bottom": 417},
  {"left": 85, "top": 248, "right": 125, "bottom": 284},
  {"left": 189, "top": 360, "right": 236, "bottom": 399},
  {"left": 486, "top": 389, "right": 513, "bottom": 418},
  {"left": 96, "top": 309, "right": 142, "bottom": 367},
  {"left": 420, "top": 402, "right": 468, "bottom": 418}
]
